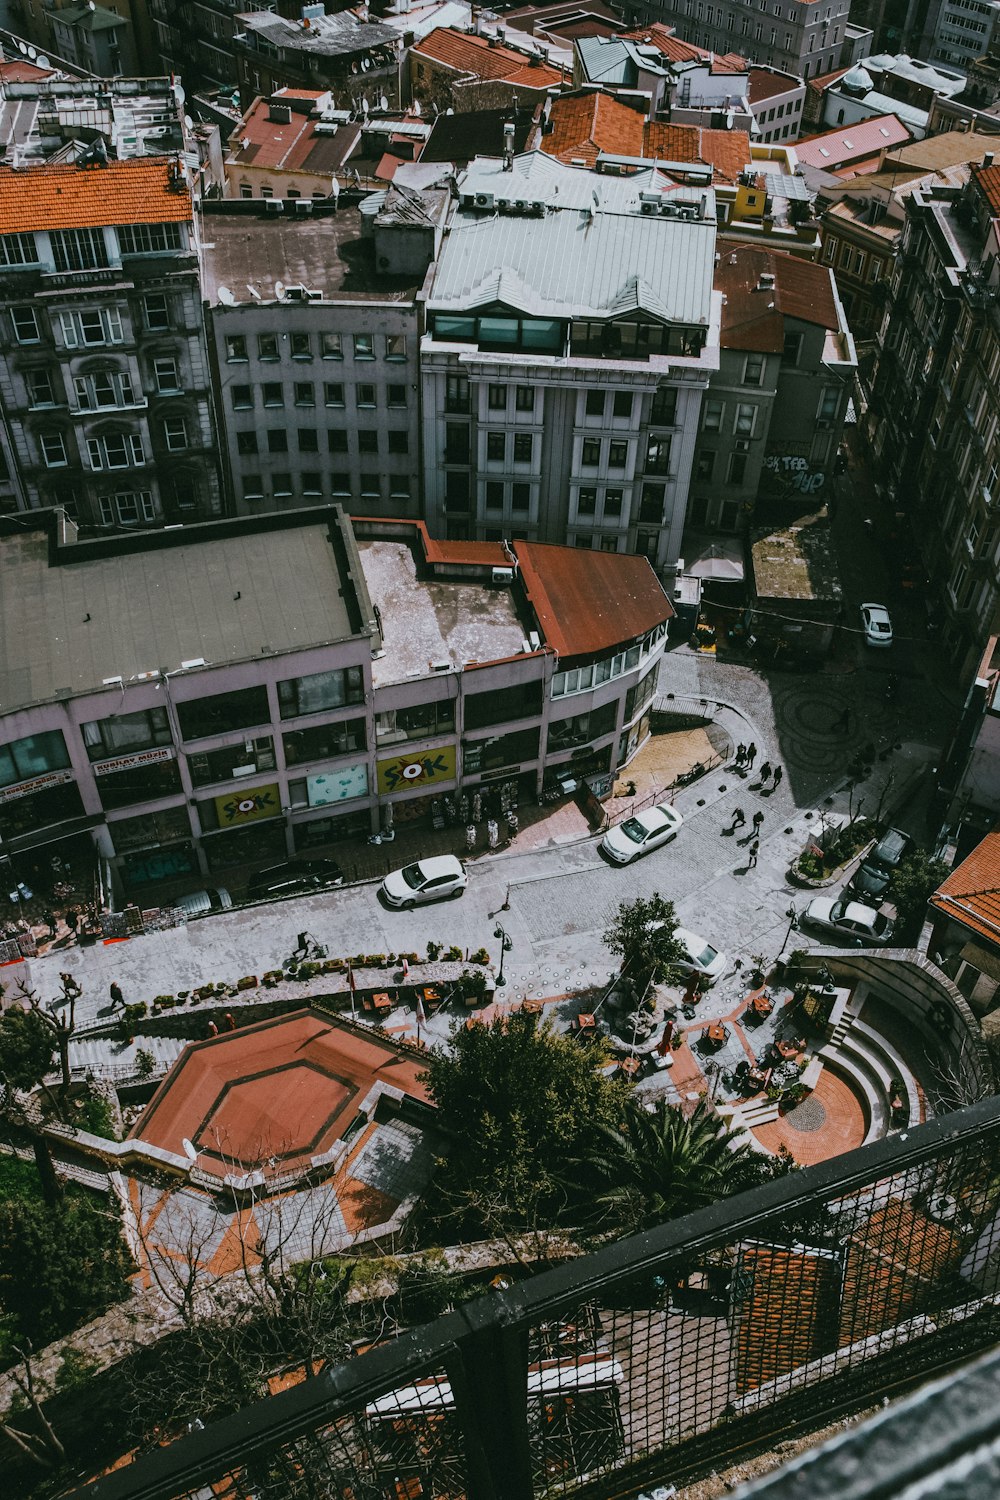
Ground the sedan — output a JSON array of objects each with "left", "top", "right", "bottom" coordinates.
[
  {"left": 380, "top": 854, "right": 467, "bottom": 909},
  {"left": 861, "top": 602, "right": 893, "bottom": 649},
  {"left": 804, "top": 896, "right": 894, "bottom": 945},
  {"left": 673, "top": 926, "right": 727, "bottom": 984},
  {"left": 601, "top": 803, "right": 684, "bottom": 865}
]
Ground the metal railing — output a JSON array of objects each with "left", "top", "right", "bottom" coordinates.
[
  {"left": 596, "top": 753, "right": 724, "bottom": 832},
  {"left": 73, "top": 1096, "right": 1000, "bottom": 1500}
]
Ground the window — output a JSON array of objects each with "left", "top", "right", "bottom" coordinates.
[
  {"left": 578, "top": 487, "right": 597, "bottom": 515},
  {"left": 0, "top": 232, "right": 38, "bottom": 266},
  {"left": 243, "top": 474, "right": 263, "bottom": 501},
  {"left": 582, "top": 438, "right": 601, "bottom": 466},
  {"left": 651, "top": 387, "right": 677, "bottom": 424},
  {"left": 60, "top": 308, "right": 123, "bottom": 347},
  {"left": 486, "top": 481, "right": 504, "bottom": 509},
  {"left": 613, "top": 392, "right": 633, "bottom": 419},
  {"left": 465, "top": 679, "right": 542, "bottom": 730},
  {"left": 177, "top": 685, "right": 271, "bottom": 741},
  {"left": 575, "top": 533, "right": 594, "bottom": 549},
  {"left": 225, "top": 334, "right": 248, "bottom": 362},
  {"left": 188, "top": 735, "right": 276, "bottom": 789},
  {"left": 818, "top": 386, "right": 839, "bottom": 421},
  {"left": 98, "top": 490, "right": 155, "bottom": 526},
  {"left": 586, "top": 390, "right": 606, "bottom": 417},
  {"left": 515, "top": 385, "right": 533, "bottom": 412},
  {"left": 273, "top": 472, "right": 293, "bottom": 498},
  {"left": 356, "top": 384, "right": 376, "bottom": 408},
  {"left": 117, "top": 223, "right": 182, "bottom": 255},
  {"left": 40, "top": 431, "right": 68, "bottom": 467},
  {"left": 237, "top": 431, "right": 258, "bottom": 455},
  {"left": 446, "top": 374, "right": 469, "bottom": 413},
  {"left": 387, "top": 384, "right": 407, "bottom": 408},
  {"left": 358, "top": 429, "right": 378, "bottom": 453},
  {"left": 375, "top": 702, "right": 450, "bottom": 745},
  {"left": 263, "top": 382, "right": 283, "bottom": 407},
  {"left": 328, "top": 430, "right": 348, "bottom": 452},
  {"left": 50, "top": 227, "right": 109, "bottom": 271},
  {"left": 258, "top": 334, "right": 279, "bottom": 361},
  {"left": 782, "top": 331, "right": 803, "bottom": 365},
  {"left": 298, "top": 428, "right": 319, "bottom": 452},
  {"left": 646, "top": 435, "right": 671, "bottom": 473},
  {"left": 488, "top": 384, "right": 506, "bottom": 410},
  {"left": 604, "top": 489, "right": 623, "bottom": 517},
  {"left": 83, "top": 706, "right": 171, "bottom": 762},
  {"left": 12, "top": 307, "right": 40, "bottom": 343},
  {"left": 321, "top": 332, "right": 343, "bottom": 359},
  {"left": 387, "top": 429, "right": 408, "bottom": 454},
  {"left": 743, "top": 353, "right": 766, "bottom": 385},
  {"left": 240, "top": 184, "right": 253, "bottom": 199},
  {"left": 0, "top": 730, "right": 71, "bottom": 788},
  {"left": 354, "top": 333, "right": 374, "bottom": 359},
  {"left": 163, "top": 416, "right": 187, "bottom": 451},
  {"left": 728, "top": 452, "right": 748, "bottom": 484},
  {"left": 152, "top": 357, "right": 180, "bottom": 393},
  {"left": 639, "top": 484, "right": 664, "bottom": 523},
  {"left": 324, "top": 382, "right": 345, "bottom": 406},
  {"left": 511, "top": 483, "right": 530, "bottom": 511},
  {"left": 87, "top": 433, "right": 144, "bottom": 469},
  {"left": 361, "top": 473, "right": 380, "bottom": 497},
  {"left": 702, "top": 397, "right": 724, "bottom": 431},
  {"left": 290, "top": 332, "right": 311, "bottom": 360},
  {"left": 608, "top": 439, "right": 628, "bottom": 468},
  {"left": 143, "top": 293, "right": 170, "bottom": 331},
  {"left": 302, "top": 471, "right": 322, "bottom": 496},
  {"left": 385, "top": 334, "right": 406, "bottom": 360},
  {"left": 232, "top": 384, "right": 253, "bottom": 410},
  {"left": 267, "top": 429, "right": 288, "bottom": 453},
  {"left": 294, "top": 381, "right": 315, "bottom": 407},
  {"left": 695, "top": 450, "right": 714, "bottom": 481},
  {"left": 284, "top": 717, "right": 366, "bottom": 764},
  {"left": 25, "top": 370, "right": 56, "bottom": 407},
  {"left": 487, "top": 432, "right": 506, "bottom": 462},
  {"left": 330, "top": 471, "right": 350, "bottom": 493},
  {"left": 734, "top": 403, "right": 757, "bottom": 437},
  {"left": 513, "top": 433, "right": 533, "bottom": 463}
]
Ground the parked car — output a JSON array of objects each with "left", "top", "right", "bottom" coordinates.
[
  {"left": 246, "top": 858, "right": 344, "bottom": 902},
  {"left": 381, "top": 854, "right": 467, "bottom": 909},
  {"left": 804, "top": 896, "right": 894, "bottom": 945},
  {"left": 601, "top": 803, "right": 684, "bottom": 864},
  {"left": 672, "top": 926, "right": 728, "bottom": 983},
  {"left": 861, "top": 602, "right": 893, "bottom": 649},
  {"left": 175, "top": 887, "right": 233, "bottom": 919},
  {"left": 849, "top": 827, "right": 912, "bottom": 902}
]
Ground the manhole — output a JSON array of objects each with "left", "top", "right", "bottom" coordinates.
[{"left": 783, "top": 1096, "right": 827, "bottom": 1133}]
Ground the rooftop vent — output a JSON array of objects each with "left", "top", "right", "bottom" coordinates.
[{"left": 268, "top": 103, "right": 292, "bottom": 124}]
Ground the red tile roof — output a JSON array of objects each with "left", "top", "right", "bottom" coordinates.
[
  {"left": 514, "top": 542, "right": 672, "bottom": 659},
  {"left": 229, "top": 94, "right": 362, "bottom": 175},
  {"left": 541, "top": 91, "right": 644, "bottom": 164},
  {"left": 621, "top": 22, "right": 745, "bottom": 70},
  {"left": 747, "top": 67, "right": 801, "bottom": 105},
  {"left": 839, "top": 1201, "right": 959, "bottom": 1344},
  {"left": 645, "top": 121, "right": 751, "bottom": 183},
  {"left": 733, "top": 1244, "right": 841, "bottom": 1393},
  {"left": 715, "top": 244, "right": 839, "bottom": 352},
  {"left": 930, "top": 828, "right": 1000, "bottom": 947},
  {"left": 794, "top": 114, "right": 911, "bottom": 170},
  {"left": 413, "top": 27, "right": 569, "bottom": 89},
  {"left": 0, "top": 59, "right": 56, "bottom": 82},
  {"left": 0, "top": 157, "right": 192, "bottom": 234},
  {"left": 973, "top": 161, "right": 1000, "bottom": 216}
]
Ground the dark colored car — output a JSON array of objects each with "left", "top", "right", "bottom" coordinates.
[
  {"left": 850, "top": 827, "right": 913, "bottom": 902},
  {"left": 245, "top": 858, "right": 344, "bottom": 902}
]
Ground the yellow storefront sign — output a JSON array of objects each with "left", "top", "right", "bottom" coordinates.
[
  {"left": 214, "top": 783, "right": 280, "bottom": 825},
  {"left": 377, "top": 745, "right": 457, "bottom": 796}
]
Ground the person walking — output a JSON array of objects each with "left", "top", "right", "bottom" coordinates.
[
  {"left": 759, "top": 760, "right": 772, "bottom": 784},
  {"left": 734, "top": 744, "right": 746, "bottom": 767},
  {"left": 772, "top": 765, "right": 783, "bottom": 790},
  {"left": 748, "top": 838, "right": 759, "bottom": 868},
  {"left": 745, "top": 742, "right": 757, "bottom": 769},
  {"left": 752, "top": 810, "right": 764, "bottom": 832},
  {"left": 109, "top": 980, "right": 124, "bottom": 1011},
  {"left": 730, "top": 807, "right": 746, "bottom": 831}
]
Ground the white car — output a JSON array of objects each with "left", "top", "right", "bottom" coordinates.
[
  {"left": 861, "top": 602, "right": 893, "bottom": 649},
  {"left": 804, "top": 895, "right": 894, "bottom": 945},
  {"left": 673, "top": 926, "right": 728, "bottom": 984},
  {"left": 601, "top": 803, "right": 684, "bottom": 864},
  {"left": 381, "top": 854, "right": 467, "bottom": 909}
]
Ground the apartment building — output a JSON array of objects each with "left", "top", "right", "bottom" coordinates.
[
  {"left": 0, "top": 156, "right": 221, "bottom": 528},
  {"left": 48, "top": 1, "right": 139, "bottom": 77},
  {"left": 232, "top": 10, "right": 402, "bottom": 114},
  {"left": 421, "top": 149, "right": 721, "bottom": 568},
  {"left": 409, "top": 27, "right": 570, "bottom": 113},
  {"left": 866, "top": 155, "right": 1000, "bottom": 679},
  {"left": 620, "top": 0, "right": 851, "bottom": 82},
  {"left": 0, "top": 507, "right": 670, "bottom": 894}
]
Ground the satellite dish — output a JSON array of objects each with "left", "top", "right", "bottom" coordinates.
[
  {"left": 173, "top": 82, "right": 186, "bottom": 107},
  {"left": 184, "top": 114, "right": 194, "bottom": 130},
  {"left": 217, "top": 285, "right": 236, "bottom": 305},
  {"left": 246, "top": 284, "right": 262, "bottom": 300},
  {"left": 17, "top": 40, "right": 27, "bottom": 53},
  {"left": 37, "top": 54, "right": 49, "bottom": 67},
  {"left": 181, "top": 1138, "right": 198, "bottom": 1161},
  {"left": 27, "top": 44, "right": 36, "bottom": 58},
  {"left": 274, "top": 279, "right": 286, "bottom": 300},
  {"left": 380, "top": 94, "right": 389, "bottom": 112}
]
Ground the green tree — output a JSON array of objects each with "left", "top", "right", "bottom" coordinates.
[
  {"left": 421, "top": 1010, "right": 630, "bottom": 1239},
  {"left": 892, "top": 850, "right": 949, "bottom": 939},
  {"left": 0, "top": 1003, "right": 62, "bottom": 1205},
  {"left": 574, "top": 1098, "right": 776, "bottom": 1237},
  {"left": 603, "top": 894, "right": 687, "bottom": 987}
]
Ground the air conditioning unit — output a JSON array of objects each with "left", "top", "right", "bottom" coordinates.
[
  {"left": 294, "top": 199, "right": 313, "bottom": 214},
  {"left": 264, "top": 199, "right": 284, "bottom": 214},
  {"left": 515, "top": 198, "right": 528, "bottom": 212},
  {"left": 641, "top": 201, "right": 658, "bottom": 215},
  {"left": 474, "top": 191, "right": 495, "bottom": 209},
  {"left": 492, "top": 566, "right": 514, "bottom": 586},
  {"left": 734, "top": 438, "right": 751, "bottom": 452},
  {"left": 497, "top": 197, "right": 512, "bottom": 212},
  {"left": 530, "top": 200, "right": 546, "bottom": 216}
]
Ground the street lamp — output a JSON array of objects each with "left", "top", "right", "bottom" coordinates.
[
  {"left": 493, "top": 923, "right": 512, "bottom": 988},
  {"left": 778, "top": 903, "right": 799, "bottom": 961}
]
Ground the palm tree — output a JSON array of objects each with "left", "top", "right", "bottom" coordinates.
[{"left": 574, "top": 1099, "right": 761, "bottom": 1236}]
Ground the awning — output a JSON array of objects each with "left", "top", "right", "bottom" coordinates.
[{"left": 686, "top": 538, "right": 745, "bottom": 583}]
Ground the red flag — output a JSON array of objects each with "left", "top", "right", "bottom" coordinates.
[{"left": 402, "top": 957, "right": 409, "bottom": 979}]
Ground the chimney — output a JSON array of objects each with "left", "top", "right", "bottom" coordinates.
[
  {"left": 756, "top": 271, "right": 776, "bottom": 291},
  {"left": 985, "top": 151, "right": 996, "bottom": 167}
]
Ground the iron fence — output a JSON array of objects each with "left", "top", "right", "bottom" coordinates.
[{"left": 73, "top": 1096, "right": 1000, "bottom": 1500}]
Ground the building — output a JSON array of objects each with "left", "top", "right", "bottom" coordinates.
[
  {"left": 0, "top": 506, "right": 671, "bottom": 894},
  {"left": 748, "top": 66, "right": 808, "bottom": 143},
  {"left": 794, "top": 111, "right": 912, "bottom": 175},
  {"left": 409, "top": 25, "right": 570, "bottom": 112},
  {"left": 223, "top": 88, "right": 362, "bottom": 201},
  {"left": 47, "top": 0, "right": 139, "bottom": 77},
  {"left": 421, "top": 103, "right": 538, "bottom": 168},
  {"left": 928, "top": 828, "right": 1000, "bottom": 1015},
  {"left": 687, "top": 244, "right": 855, "bottom": 535},
  {"left": 573, "top": 26, "right": 746, "bottom": 117},
  {"left": 917, "top": 0, "right": 1000, "bottom": 74},
  {"left": 865, "top": 155, "right": 1000, "bottom": 679},
  {"left": 617, "top": 0, "right": 852, "bottom": 84},
  {"left": 420, "top": 149, "right": 721, "bottom": 566},
  {"left": 746, "top": 506, "right": 843, "bottom": 656},
  {"left": 201, "top": 192, "right": 440, "bottom": 517},
  {"left": 0, "top": 155, "right": 221, "bottom": 528},
  {"left": 807, "top": 54, "right": 967, "bottom": 138},
  {"left": 232, "top": 10, "right": 402, "bottom": 115},
  {"left": 1, "top": 72, "right": 190, "bottom": 167}
]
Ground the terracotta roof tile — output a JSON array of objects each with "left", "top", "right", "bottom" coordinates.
[
  {"left": 620, "top": 22, "right": 745, "bottom": 70},
  {"left": 0, "top": 157, "right": 192, "bottom": 234},
  {"left": 733, "top": 1244, "right": 841, "bottom": 1393},
  {"left": 839, "top": 1201, "right": 959, "bottom": 1345},
  {"left": 413, "top": 27, "right": 569, "bottom": 89},
  {"left": 541, "top": 91, "right": 644, "bottom": 165},
  {"left": 973, "top": 161, "right": 1000, "bottom": 216},
  {"left": 514, "top": 541, "right": 672, "bottom": 660},
  {"left": 715, "top": 244, "right": 839, "bottom": 351},
  {"left": 747, "top": 67, "right": 801, "bottom": 105},
  {"left": 644, "top": 121, "right": 750, "bottom": 183},
  {"left": 930, "top": 828, "right": 1000, "bottom": 946}
]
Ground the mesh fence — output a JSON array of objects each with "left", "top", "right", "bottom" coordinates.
[{"left": 78, "top": 1099, "right": 1000, "bottom": 1500}]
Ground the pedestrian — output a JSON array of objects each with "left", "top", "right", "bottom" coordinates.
[
  {"left": 487, "top": 818, "right": 499, "bottom": 850},
  {"left": 206, "top": 1020, "right": 219, "bottom": 1037},
  {"left": 752, "top": 810, "right": 764, "bottom": 831},
  {"left": 745, "top": 742, "right": 757, "bottom": 769},
  {"left": 65, "top": 907, "right": 79, "bottom": 934},
  {"left": 109, "top": 980, "right": 124, "bottom": 1011},
  {"left": 466, "top": 823, "right": 477, "bottom": 851},
  {"left": 224, "top": 1012, "right": 236, "bottom": 1031},
  {"left": 730, "top": 807, "right": 746, "bottom": 830},
  {"left": 748, "top": 839, "right": 759, "bottom": 868},
  {"left": 772, "top": 765, "right": 783, "bottom": 789},
  {"left": 735, "top": 743, "right": 746, "bottom": 767},
  {"left": 759, "top": 760, "right": 772, "bottom": 783},
  {"left": 43, "top": 910, "right": 57, "bottom": 937}
]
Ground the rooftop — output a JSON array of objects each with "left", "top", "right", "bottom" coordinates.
[
  {"left": 645, "top": 121, "right": 751, "bottom": 184},
  {"left": 422, "top": 104, "right": 536, "bottom": 164},
  {"left": 716, "top": 244, "right": 840, "bottom": 353},
  {"left": 0, "top": 155, "right": 192, "bottom": 233},
  {"left": 0, "top": 513, "right": 366, "bottom": 714},
  {"left": 198, "top": 205, "right": 429, "bottom": 304},
  {"left": 750, "top": 510, "right": 842, "bottom": 604},
  {"left": 885, "top": 131, "right": 1000, "bottom": 173},
  {"left": 538, "top": 93, "right": 751, "bottom": 179},
  {"left": 412, "top": 26, "right": 569, "bottom": 88},
  {"left": 746, "top": 66, "right": 803, "bottom": 105},
  {"left": 239, "top": 10, "right": 398, "bottom": 59},
  {"left": 794, "top": 113, "right": 912, "bottom": 170},
  {"left": 973, "top": 159, "right": 1000, "bottom": 215},
  {"left": 51, "top": 1, "right": 124, "bottom": 30},
  {"left": 930, "top": 829, "right": 1000, "bottom": 948},
  {"left": 515, "top": 542, "right": 672, "bottom": 657},
  {"left": 227, "top": 90, "right": 361, "bottom": 176}
]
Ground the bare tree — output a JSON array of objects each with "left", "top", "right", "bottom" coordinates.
[{"left": 0, "top": 1348, "right": 66, "bottom": 1471}]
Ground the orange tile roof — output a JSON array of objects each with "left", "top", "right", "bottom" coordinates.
[
  {"left": 715, "top": 244, "right": 839, "bottom": 351},
  {"left": 839, "top": 1201, "right": 959, "bottom": 1345},
  {"left": 541, "top": 91, "right": 644, "bottom": 165},
  {"left": 930, "top": 828, "right": 1000, "bottom": 947},
  {"left": 733, "top": 1244, "right": 841, "bottom": 1393},
  {"left": 514, "top": 541, "right": 672, "bottom": 659},
  {"left": 645, "top": 121, "right": 750, "bottom": 183},
  {"left": 973, "top": 161, "right": 1000, "bottom": 216},
  {"left": 413, "top": 27, "right": 569, "bottom": 89},
  {"left": 0, "top": 158, "right": 192, "bottom": 234}
]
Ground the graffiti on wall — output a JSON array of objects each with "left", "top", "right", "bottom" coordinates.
[{"left": 762, "top": 454, "right": 826, "bottom": 495}]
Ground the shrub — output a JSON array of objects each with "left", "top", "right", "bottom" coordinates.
[
  {"left": 78, "top": 1092, "right": 117, "bottom": 1139},
  {"left": 55, "top": 1346, "right": 98, "bottom": 1393},
  {"left": 364, "top": 953, "right": 387, "bottom": 967},
  {"left": 426, "top": 941, "right": 442, "bottom": 961},
  {"left": 135, "top": 1048, "right": 156, "bottom": 1081},
  {"left": 237, "top": 976, "right": 258, "bottom": 991},
  {"left": 153, "top": 994, "right": 174, "bottom": 1008},
  {"left": 446, "top": 945, "right": 463, "bottom": 962},
  {"left": 262, "top": 970, "right": 284, "bottom": 986}
]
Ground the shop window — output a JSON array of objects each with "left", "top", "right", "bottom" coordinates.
[
  {"left": 465, "top": 680, "right": 543, "bottom": 730},
  {"left": 0, "top": 730, "right": 71, "bottom": 787},
  {"left": 283, "top": 719, "right": 366, "bottom": 764},
  {"left": 375, "top": 701, "right": 454, "bottom": 744},
  {"left": 278, "top": 667, "right": 364, "bottom": 719},
  {"left": 83, "top": 707, "right": 171, "bottom": 761},
  {"left": 547, "top": 698, "right": 617, "bottom": 752},
  {"left": 97, "top": 758, "right": 183, "bottom": 811},
  {"left": 176, "top": 685, "right": 270, "bottom": 741},
  {"left": 188, "top": 736, "right": 276, "bottom": 788}
]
